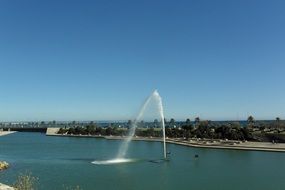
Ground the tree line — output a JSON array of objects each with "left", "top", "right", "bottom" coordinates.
[{"left": 57, "top": 116, "right": 285, "bottom": 141}]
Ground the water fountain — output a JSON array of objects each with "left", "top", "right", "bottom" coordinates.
[{"left": 92, "top": 90, "right": 167, "bottom": 165}]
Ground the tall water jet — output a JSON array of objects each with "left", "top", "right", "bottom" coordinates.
[
  {"left": 116, "top": 90, "right": 167, "bottom": 160},
  {"left": 153, "top": 90, "right": 167, "bottom": 159}
]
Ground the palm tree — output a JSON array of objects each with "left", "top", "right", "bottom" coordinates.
[
  {"left": 153, "top": 119, "right": 159, "bottom": 128},
  {"left": 139, "top": 120, "right": 145, "bottom": 128},
  {"left": 194, "top": 117, "right": 200, "bottom": 127},
  {"left": 193, "top": 117, "right": 200, "bottom": 130},
  {"left": 170, "top": 118, "right": 175, "bottom": 128},
  {"left": 186, "top": 118, "right": 191, "bottom": 126},
  {"left": 247, "top": 116, "right": 254, "bottom": 128},
  {"left": 127, "top": 120, "right": 132, "bottom": 129},
  {"left": 276, "top": 117, "right": 281, "bottom": 129}
]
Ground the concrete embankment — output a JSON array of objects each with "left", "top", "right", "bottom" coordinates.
[
  {"left": 167, "top": 140, "right": 285, "bottom": 152},
  {"left": 0, "top": 131, "right": 16, "bottom": 137},
  {"left": 46, "top": 128, "right": 105, "bottom": 139},
  {"left": 46, "top": 127, "right": 60, "bottom": 135},
  {"left": 104, "top": 136, "right": 285, "bottom": 152}
]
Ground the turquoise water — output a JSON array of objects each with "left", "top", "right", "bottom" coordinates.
[{"left": 0, "top": 132, "right": 285, "bottom": 190}]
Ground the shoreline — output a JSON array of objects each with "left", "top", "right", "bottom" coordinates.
[
  {"left": 46, "top": 132, "right": 285, "bottom": 153},
  {"left": 0, "top": 131, "right": 16, "bottom": 137},
  {"left": 0, "top": 183, "right": 14, "bottom": 190}
]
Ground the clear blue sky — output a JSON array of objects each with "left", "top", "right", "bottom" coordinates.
[{"left": 0, "top": 0, "right": 285, "bottom": 121}]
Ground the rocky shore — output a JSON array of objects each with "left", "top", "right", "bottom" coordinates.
[
  {"left": 0, "top": 162, "right": 14, "bottom": 190},
  {"left": 0, "top": 161, "right": 9, "bottom": 171}
]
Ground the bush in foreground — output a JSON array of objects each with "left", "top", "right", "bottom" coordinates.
[{"left": 13, "top": 172, "right": 38, "bottom": 190}]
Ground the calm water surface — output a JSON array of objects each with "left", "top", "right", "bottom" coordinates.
[{"left": 0, "top": 132, "right": 285, "bottom": 190}]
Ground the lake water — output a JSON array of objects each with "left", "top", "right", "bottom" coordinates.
[{"left": 0, "top": 132, "right": 285, "bottom": 190}]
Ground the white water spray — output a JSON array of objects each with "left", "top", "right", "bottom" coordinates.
[
  {"left": 92, "top": 90, "right": 167, "bottom": 165},
  {"left": 155, "top": 91, "right": 167, "bottom": 159},
  {"left": 116, "top": 90, "right": 167, "bottom": 159}
]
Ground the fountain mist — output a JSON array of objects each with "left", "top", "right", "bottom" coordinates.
[{"left": 116, "top": 90, "right": 167, "bottom": 159}]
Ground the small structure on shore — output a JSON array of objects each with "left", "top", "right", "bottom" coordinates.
[{"left": 0, "top": 161, "right": 9, "bottom": 171}]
